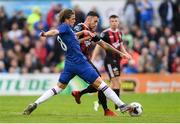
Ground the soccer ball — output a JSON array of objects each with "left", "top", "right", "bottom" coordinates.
[{"left": 128, "top": 102, "right": 143, "bottom": 117}]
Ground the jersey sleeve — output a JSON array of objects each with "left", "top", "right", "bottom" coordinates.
[
  {"left": 74, "top": 24, "right": 83, "bottom": 32},
  {"left": 58, "top": 23, "right": 70, "bottom": 34},
  {"left": 120, "top": 32, "right": 124, "bottom": 45},
  {"left": 100, "top": 31, "right": 107, "bottom": 42},
  {"left": 91, "top": 35, "right": 101, "bottom": 42}
]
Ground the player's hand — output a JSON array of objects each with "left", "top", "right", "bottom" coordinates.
[
  {"left": 126, "top": 54, "right": 132, "bottom": 60},
  {"left": 84, "top": 30, "right": 95, "bottom": 37},
  {"left": 122, "top": 53, "right": 132, "bottom": 60},
  {"left": 40, "top": 30, "right": 46, "bottom": 37}
]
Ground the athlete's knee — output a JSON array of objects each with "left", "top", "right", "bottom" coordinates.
[
  {"left": 92, "top": 77, "right": 103, "bottom": 89},
  {"left": 111, "top": 77, "right": 120, "bottom": 89},
  {"left": 57, "top": 82, "right": 67, "bottom": 89},
  {"left": 92, "top": 77, "right": 109, "bottom": 92}
]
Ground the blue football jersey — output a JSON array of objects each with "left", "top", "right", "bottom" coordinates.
[{"left": 57, "top": 23, "right": 87, "bottom": 63}]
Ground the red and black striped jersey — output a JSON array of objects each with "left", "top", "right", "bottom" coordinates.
[
  {"left": 100, "top": 28, "right": 123, "bottom": 59},
  {"left": 74, "top": 23, "right": 99, "bottom": 59}
]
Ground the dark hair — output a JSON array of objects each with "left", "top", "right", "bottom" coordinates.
[
  {"left": 109, "top": 15, "right": 119, "bottom": 19},
  {"left": 58, "top": 9, "right": 75, "bottom": 23},
  {"left": 87, "top": 11, "right": 99, "bottom": 18}
]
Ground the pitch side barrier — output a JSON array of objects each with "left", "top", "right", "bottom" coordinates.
[{"left": 0, "top": 73, "right": 180, "bottom": 95}]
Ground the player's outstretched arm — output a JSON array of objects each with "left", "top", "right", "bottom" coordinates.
[
  {"left": 97, "top": 40, "right": 130, "bottom": 59},
  {"left": 76, "top": 30, "right": 95, "bottom": 37},
  {"left": 40, "top": 29, "right": 59, "bottom": 37}
]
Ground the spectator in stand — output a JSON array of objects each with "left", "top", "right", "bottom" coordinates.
[
  {"left": 46, "top": 4, "right": 62, "bottom": 28},
  {"left": 138, "top": 47, "right": 150, "bottom": 72},
  {"left": 133, "top": 38, "right": 141, "bottom": 54},
  {"left": 6, "top": 49, "right": 16, "bottom": 69},
  {"left": 7, "top": 10, "right": 26, "bottom": 30},
  {"left": 141, "top": 36, "right": 149, "bottom": 48},
  {"left": 9, "top": 58, "right": 20, "bottom": 73},
  {"left": 148, "top": 41, "right": 157, "bottom": 58},
  {"left": 147, "top": 26, "right": 159, "bottom": 43},
  {"left": 0, "top": 60, "right": 7, "bottom": 73},
  {"left": 27, "top": 6, "right": 41, "bottom": 31},
  {"left": 144, "top": 54, "right": 155, "bottom": 72},
  {"left": 17, "top": 10, "right": 27, "bottom": 30},
  {"left": 174, "top": 0, "right": 180, "bottom": 32},
  {"left": 42, "top": 66, "right": 51, "bottom": 73},
  {"left": 7, "top": 10, "right": 18, "bottom": 30},
  {"left": 24, "top": 53, "right": 35, "bottom": 73},
  {"left": 123, "top": 59, "right": 138, "bottom": 74},
  {"left": 160, "top": 56, "right": 169, "bottom": 73},
  {"left": 21, "top": 66, "right": 29, "bottom": 74},
  {"left": 159, "top": 0, "right": 175, "bottom": 28},
  {"left": 1, "top": 32, "right": 14, "bottom": 51},
  {"left": 0, "top": 48, "right": 5, "bottom": 64},
  {"left": 0, "top": 6, "right": 8, "bottom": 39},
  {"left": 137, "top": 0, "right": 153, "bottom": 33},
  {"left": 21, "top": 36, "right": 32, "bottom": 54},
  {"left": 135, "top": 28, "right": 144, "bottom": 43},
  {"left": 171, "top": 57, "right": 180, "bottom": 73},
  {"left": 122, "top": 27, "right": 133, "bottom": 49},
  {"left": 154, "top": 49, "right": 164, "bottom": 72},
  {"left": 123, "top": 0, "right": 137, "bottom": 30},
  {"left": 73, "top": 5, "right": 85, "bottom": 25},
  {"left": 34, "top": 16, "right": 49, "bottom": 37},
  {"left": 158, "top": 37, "right": 169, "bottom": 56},
  {"left": 34, "top": 40, "right": 47, "bottom": 65},
  {"left": 167, "top": 36, "right": 177, "bottom": 72},
  {"left": 7, "top": 22, "right": 23, "bottom": 42}
]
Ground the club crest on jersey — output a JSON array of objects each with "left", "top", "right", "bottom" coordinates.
[
  {"left": 109, "top": 35, "right": 114, "bottom": 38},
  {"left": 84, "top": 40, "right": 91, "bottom": 47},
  {"left": 112, "top": 41, "right": 120, "bottom": 48},
  {"left": 74, "top": 25, "right": 81, "bottom": 32}
]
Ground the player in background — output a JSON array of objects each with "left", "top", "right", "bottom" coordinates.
[
  {"left": 72, "top": 11, "right": 130, "bottom": 116},
  {"left": 72, "top": 15, "right": 131, "bottom": 112},
  {"left": 93, "top": 15, "right": 130, "bottom": 111},
  {"left": 23, "top": 9, "right": 132, "bottom": 115}
]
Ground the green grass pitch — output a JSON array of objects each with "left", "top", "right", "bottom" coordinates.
[{"left": 0, "top": 93, "right": 180, "bottom": 123}]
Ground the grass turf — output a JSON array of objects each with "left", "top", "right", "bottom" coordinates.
[{"left": 0, "top": 93, "right": 180, "bottom": 123}]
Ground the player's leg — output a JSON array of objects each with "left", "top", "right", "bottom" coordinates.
[
  {"left": 23, "top": 82, "right": 66, "bottom": 115},
  {"left": 34, "top": 82, "right": 66, "bottom": 106},
  {"left": 104, "top": 59, "right": 121, "bottom": 110},
  {"left": 72, "top": 61, "right": 99, "bottom": 104},
  {"left": 80, "top": 85, "right": 97, "bottom": 95},
  {"left": 97, "top": 90, "right": 117, "bottom": 116},
  {"left": 91, "top": 77, "right": 131, "bottom": 113},
  {"left": 72, "top": 85, "right": 97, "bottom": 104},
  {"left": 77, "top": 62, "right": 131, "bottom": 113},
  {"left": 111, "top": 77, "right": 120, "bottom": 110},
  {"left": 79, "top": 60, "right": 101, "bottom": 96},
  {"left": 23, "top": 68, "right": 75, "bottom": 115}
]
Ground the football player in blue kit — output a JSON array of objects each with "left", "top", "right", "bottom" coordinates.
[{"left": 23, "top": 9, "right": 132, "bottom": 115}]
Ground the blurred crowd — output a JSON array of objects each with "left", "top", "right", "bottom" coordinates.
[{"left": 0, "top": 0, "right": 179, "bottom": 74}]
